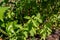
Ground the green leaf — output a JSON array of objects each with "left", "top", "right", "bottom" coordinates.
[
  {"left": 40, "top": 29, "right": 45, "bottom": 34},
  {"left": 42, "top": 32, "right": 46, "bottom": 40},
  {"left": 27, "top": 20, "right": 31, "bottom": 24},
  {"left": 32, "top": 19, "right": 39, "bottom": 27},
  {"left": 34, "top": 13, "right": 42, "bottom": 23},
  {"left": 0, "top": 7, "right": 9, "bottom": 19},
  {"left": 27, "top": 0, "right": 31, "bottom": 3},
  {"left": 36, "top": 13, "right": 41, "bottom": 18},
  {"left": 24, "top": 28, "right": 28, "bottom": 31},
  {"left": 34, "top": 17, "right": 42, "bottom": 23},
  {"left": 32, "top": 27, "right": 36, "bottom": 34},
  {"left": 15, "top": 24, "right": 23, "bottom": 29},
  {"left": 24, "top": 16, "right": 31, "bottom": 19},
  {"left": 58, "top": 15, "right": 60, "bottom": 19},
  {"left": 30, "top": 27, "right": 36, "bottom": 36},
  {"left": 30, "top": 30, "right": 34, "bottom": 36},
  {"left": 23, "top": 31, "right": 28, "bottom": 38},
  {"left": 31, "top": 15, "right": 35, "bottom": 18}
]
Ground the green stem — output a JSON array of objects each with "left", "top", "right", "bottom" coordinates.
[{"left": 0, "top": 28, "right": 8, "bottom": 36}]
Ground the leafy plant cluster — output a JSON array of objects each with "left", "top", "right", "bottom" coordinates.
[{"left": 0, "top": 0, "right": 60, "bottom": 40}]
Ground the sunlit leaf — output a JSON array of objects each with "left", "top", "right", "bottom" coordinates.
[
  {"left": 23, "top": 31, "right": 28, "bottom": 38},
  {"left": 32, "top": 19, "right": 38, "bottom": 27},
  {"left": 0, "top": 7, "right": 9, "bottom": 19},
  {"left": 24, "top": 16, "right": 31, "bottom": 19}
]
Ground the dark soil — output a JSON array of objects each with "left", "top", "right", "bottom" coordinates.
[{"left": 46, "top": 29, "right": 60, "bottom": 40}]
